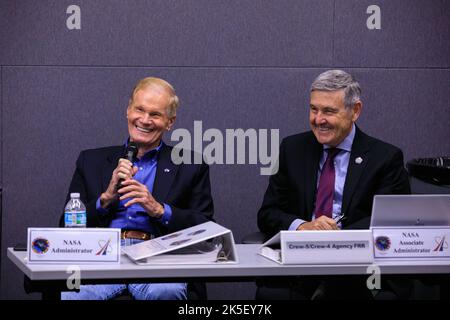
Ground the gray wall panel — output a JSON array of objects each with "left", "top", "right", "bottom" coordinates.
[
  {"left": 354, "top": 69, "right": 450, "bottom": 159},
  {"left": 334, "top": 0, "right": 450, "bottom": 67},
  {"left": 0, "top": 0, "right": 333, "bottom": 67}
]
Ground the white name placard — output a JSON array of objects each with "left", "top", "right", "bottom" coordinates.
[
  {"left": 372, "top": 227, "right": 450, "bottom": 259},
  {"left": 260, "top": 230, "right": 373, "bottom": 264},
  {"left": 27, "top": 228, "right": 121, "bottom": 264}
]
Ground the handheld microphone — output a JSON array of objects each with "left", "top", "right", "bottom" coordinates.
[
  {"left": 125, "top": 142, "right": 139, "bottom": 163},
  {"left": 116, "top": 142, "right": 139, "bottom": 190}
]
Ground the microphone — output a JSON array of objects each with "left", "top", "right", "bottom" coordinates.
[
  {"left": 125, "top": 142, "right": 139, "bottom": 163},
  {"left": 116, "top": 142, "right": 139, "bottom": 190}
]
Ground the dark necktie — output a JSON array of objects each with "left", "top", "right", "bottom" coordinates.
[{"left": 315, "top": 148, "right": 341, "bottom": 218}]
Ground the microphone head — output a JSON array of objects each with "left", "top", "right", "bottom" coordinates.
[{"left": 125, "top": 142, "right": 139, "bottom": 161}]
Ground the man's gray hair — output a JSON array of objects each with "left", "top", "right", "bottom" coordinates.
[{"left": 311, "top": 70, "right": 361, "bottom": 109}]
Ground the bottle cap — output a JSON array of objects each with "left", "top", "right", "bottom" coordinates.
[{"left": 70, "top": 193, "right": 80, "bottom": 198}]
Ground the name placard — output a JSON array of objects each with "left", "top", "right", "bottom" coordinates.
[
  {"left": 259, "top": 230, "right": 373, "bottom": 264},
  {"left": 27, "top": 228, "right": 121, "bottom": 264},
  {"left": 372, "top": 227, "right": 450, "bottom": 259}
]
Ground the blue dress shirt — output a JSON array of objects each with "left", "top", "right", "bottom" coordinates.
[
  {"left": 96, "top": 141, "right": 172, "bottom": 234},
  {"left": 289, "top": 124, "right": 356, "bottom": 230}
]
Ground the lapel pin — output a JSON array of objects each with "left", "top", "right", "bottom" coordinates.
[
  {"left": 164, "top": 168, "right": 170, "bottom": 173},
  {"left": 355, "top": 157, "right": 363, "bottom": 164}
]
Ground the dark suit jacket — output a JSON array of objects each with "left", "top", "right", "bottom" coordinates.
[
  {"left": 258, "top": 127, "right": 411, "bottom": 237},
  {"left": 60, "top": 142, "right": 214, "bottom": 236}
]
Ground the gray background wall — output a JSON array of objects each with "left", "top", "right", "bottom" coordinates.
[{"left": 0, "top": 0, "right": 449, "bottom": 299}]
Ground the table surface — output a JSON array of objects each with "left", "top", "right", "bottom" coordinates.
[{"left": 7, "top": 245, "right": 450, "bottom": 281}]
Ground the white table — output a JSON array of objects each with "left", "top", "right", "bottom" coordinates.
[{"left": 8, "top": 245, "right": 450, "bottom": 299}]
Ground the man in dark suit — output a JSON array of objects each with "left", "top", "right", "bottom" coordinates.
[
  {"left": 61, "top": 77, "right": 213, "bottom": 300},
  {"left": 257, "top": 70, "right": 411, "bottom": 299}
]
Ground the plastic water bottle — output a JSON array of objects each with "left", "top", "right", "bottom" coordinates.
[{"left": 64, "top": 193, "right": 87, "bottom": 228}]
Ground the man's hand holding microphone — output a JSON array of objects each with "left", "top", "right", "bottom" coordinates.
[{"left": 100, "top": 143, "right": 164, "bottom": 218}]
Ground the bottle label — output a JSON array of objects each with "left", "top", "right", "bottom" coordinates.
[
  {"left": 77, "top": 212, "right": 87, "bottom": 225},
  {"left": 65, "top": 211, "right": 86, "bottom": 227},
  {"left": 64, "top": 212, "right": 75, "bottom": 227}
]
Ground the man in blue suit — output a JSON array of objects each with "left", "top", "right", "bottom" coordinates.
[{"left": 61, "top": 77, "right": 214, "bottom": 300}]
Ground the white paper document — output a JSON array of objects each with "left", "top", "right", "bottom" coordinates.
[{"left": 121, "top": 221, "right": 238, "bottom": 264}]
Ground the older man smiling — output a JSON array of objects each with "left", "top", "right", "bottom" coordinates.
[
  {"left": 61, "top": 77, "right": 214, "bottom": 300},
  {"left": 257, "top": 70, "right": 411, "bottom": 299}
]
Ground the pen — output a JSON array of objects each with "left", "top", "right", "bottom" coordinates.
[{"left": 334, "top": 215, "right": 347, "bottom": 224}]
